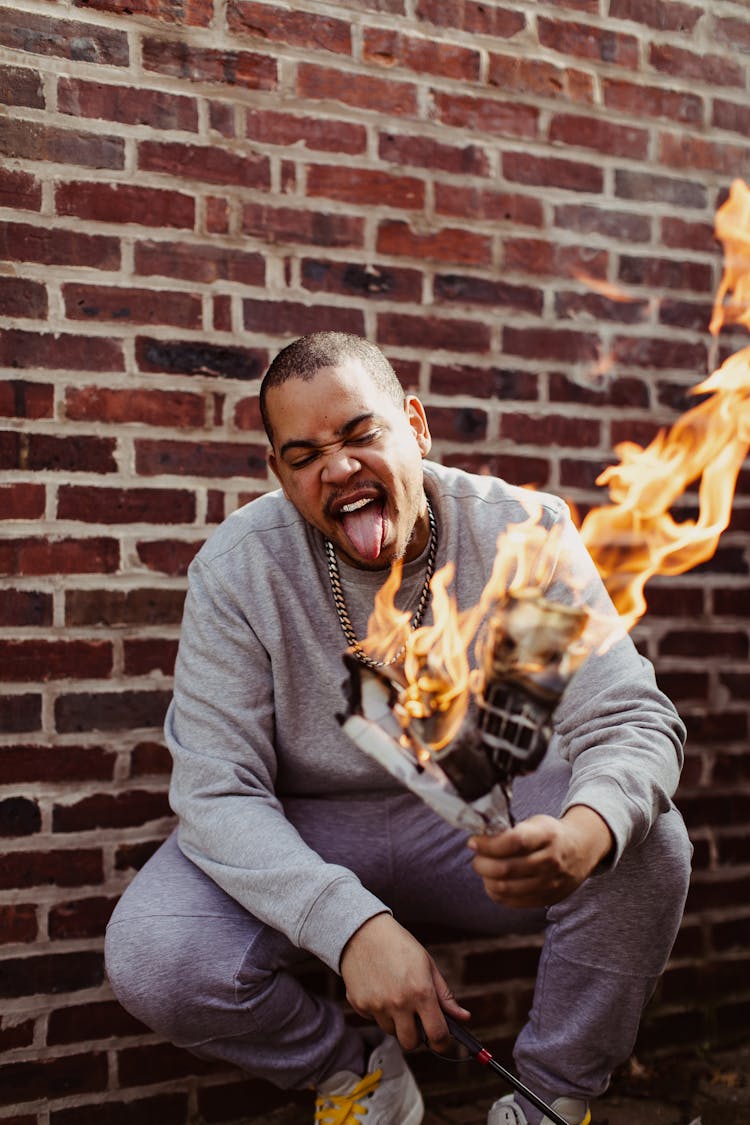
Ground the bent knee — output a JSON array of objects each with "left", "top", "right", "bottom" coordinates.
[{"left": 105, "top": 913, "right": 240, "bottom": 1044}]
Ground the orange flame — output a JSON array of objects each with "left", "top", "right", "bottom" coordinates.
[
  {"left": 580, "top": 178, "right": 750, "bottom": 629},
  {"left": 359, "top": 179, "right": 750, "bottom": 750}
]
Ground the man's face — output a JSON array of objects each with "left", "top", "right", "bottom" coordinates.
[{"left": 266, "top": 360, "right": 432, "bottom": 570}]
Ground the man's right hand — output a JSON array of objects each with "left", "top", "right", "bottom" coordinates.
[{"left": 339, "top": 912, "right": 471, "bottom": 1052}]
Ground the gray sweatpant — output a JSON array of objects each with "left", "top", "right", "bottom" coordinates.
[{"left": 105, "top": 750, "right": 691, "bottom": 1106}]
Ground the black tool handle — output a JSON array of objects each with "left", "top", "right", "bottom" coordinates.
[{"left": 443, "top": 1014, "right": 569, "bottom": 1125}]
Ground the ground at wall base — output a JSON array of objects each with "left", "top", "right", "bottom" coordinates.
[{"left": 256, "top": 1041, "right": 750, "bottom": 1125}]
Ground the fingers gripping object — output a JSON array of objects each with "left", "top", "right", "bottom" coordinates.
[
  {"left": 425, "top": 1014, "right": 569, "bottom": 1125},
  {"left": 337, "top": 590, "right": 589, "bottom": 834}
]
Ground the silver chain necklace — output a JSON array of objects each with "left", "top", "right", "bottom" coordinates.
[{"left": 324, "top": 498, "right": 438, "bottom": 670}]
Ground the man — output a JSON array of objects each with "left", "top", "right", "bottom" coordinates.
[{"left": 106, "top": 332, "right": 691, "bottom": 1125}]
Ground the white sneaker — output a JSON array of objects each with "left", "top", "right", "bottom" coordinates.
[
  {"left": 487, "top": 1092, "right": 591, "bottom": 1125},
  {"left": 314, "top": 1034, "right": 424, "bottom": 1124}
]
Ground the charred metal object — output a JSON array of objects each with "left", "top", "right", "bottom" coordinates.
[{"left": 338, "top": 587, "right": 589, "bottom": 834}]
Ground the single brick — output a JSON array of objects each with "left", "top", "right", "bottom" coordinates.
[
  {"left": 301, "top": 260, "right": 422, "bottom": 303},
  {"left": 377, "top": 312, "right": 491, "bottom": 353},
  {"left": 54, "top": 690, "right": 172, "bottom": 733},
  {"left": 0, "top": 330, "right": 124, "bottom": 372},
  {"left": 57, "top": 77, "right": 199, "bottom": 131},
  {"left": 0, "top": 118, "right": 124, "bottom": 168},
  {"left": 135, "top": 539, "right": 203, "bottom": 576},
  {"left": 433, "top": 91, "right": 538, "bottom": 139},
  {"left": 377, "top": 220, "right": 492, "bottom": 266},
  {"left": 242, "top": 298, "right": 364, "bottom": 338},
  {"left": 138, "top": 140, "right": 270, "bottom": 187},
  {"left": 416, "top": 0, "right": 525, "bottom": 37},
  {"left": 297, "top": 63, "right": 417, "bottom": 117},
  {"left": 65, "top": 385, "right": 206, "bottom": 427},
  {"left": 0, "top": 797, "right": 42, "bottom": 837},
  {"left": 538, "top": 17, "right": 639, "bottom": 66},
  {"left": 0, "top": 64, "right": 44, "bottom": 108},
  {"left": 0, "top": 167, "right": 42, "bottom": 210},
  {"left": 503, "top": 151, "right": 604, "bottom": 193},
  {"left": 0, "top": 9, "right": 128, "bottom": 65},
  {"left": 305, "top": 165, "right": 425, "bottom": 209},
  {"left": 65, "top": 587, "right": 185, "bottom": 627},
  {"left": 56, "top": 181, "right": 194, "bottom": 228},
  {"left": 227, "top": 0, "right": 351, "bottom": 53},
  {"left": 363, "top": 27, "right": 480, "bottom": 80},
  {"left": 74, "top": 0, "right": 212, "bottom": 26},
  {"left": 242, "top": 202, "right": 364, "bottom": 248},
  {"left": 141, "top": 36, "right": 277, "bottom": 90},
  {"left": 244, "top": 108, "right": 365, "bottom": 154}
]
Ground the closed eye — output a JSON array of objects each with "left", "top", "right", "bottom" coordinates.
[{"left": 348, "top": 429, "right": 381, "bottom": 446}]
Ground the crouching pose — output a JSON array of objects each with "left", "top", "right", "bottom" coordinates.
[{"left": 106, "top": 332, "right": 691, "bottom": 1125}]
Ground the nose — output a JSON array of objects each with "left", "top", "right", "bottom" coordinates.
[{"left": 320, "top": 447, "right": 361, "bottom": 484}]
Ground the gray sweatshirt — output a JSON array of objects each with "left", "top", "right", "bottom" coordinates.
[{"left": 166, "top": 461, "right": 685, "bottom": 972}]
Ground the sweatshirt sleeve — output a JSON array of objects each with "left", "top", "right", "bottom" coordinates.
[
  {"left": 166, "top": 555, "right": 389, "bottom": 972},
  {"left": 542, "top": 502, "right": 686, "bottom": 866}
]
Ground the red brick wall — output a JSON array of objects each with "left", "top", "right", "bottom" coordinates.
[{"left": 2, "top": 0, "right": 749, "bottom": 1118}]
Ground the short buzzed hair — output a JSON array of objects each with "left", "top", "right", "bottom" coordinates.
[{"left": 260, "top": 332, "right": 404, "bottom": 446}]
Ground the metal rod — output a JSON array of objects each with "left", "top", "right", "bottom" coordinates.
[{"left": 444, "top": 1014, "right": 569, "bottom": 1125}]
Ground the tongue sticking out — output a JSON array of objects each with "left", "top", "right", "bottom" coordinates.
[{"left": 341, "top": 501, "right": 385, "bottom": 561}]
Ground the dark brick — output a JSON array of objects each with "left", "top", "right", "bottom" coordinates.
[
  {"left": 123, "top": 638, "right": 178, "bottom": 676},
  {"left": 0, "top": 694, "right": 42, "bottom": 733},
  {"left": 243, "top": 298, "right": 364, "bottom": 338},
  {"left": 58, "top": 486, "right": 196, "bottom": 525},
  {"left": 54, "top": 690, "right": 172, "bottom": 733},
  {"left": 48, "top": 1000, "right": 147, "bottom": 1046},
  {"left": 136, "top": 439, "right": 267, "bottom": 479},
  {"left": 614, "top": 169, "right": 707, "bottom": 208},
  {"left": 301, "top": 260, "right": 422, "bottom": 303},
  {"left": 0, "top": 379, "right": 54, "bottom": 419},
  {"left": 0, "top": 589, "right": 53, "bottom": 626},
  {"left": 130, "top": 741, "right": 172, "bottom": 776},
  {"left": 0, "top": 904, "right": 38, "bottom": 944},
  {"left": 136, "top": 336, "right": 266, "bottom": 379},
  {"left": 430, "top": 365, "right": 539, "bottom": 401},
  {"left": 434, "top": 275, "right": 543, "bottom": 313},
  {"left": 53, "top": 790, "right": 172, "bottom": 833},
  {"left": 549, "top": 372, "right": 649, "bottom": 407},
  {"left": 0, "top": 64, "right": 44, "bottom": 107},
  {"left": 0, "top": 797, "right": 42, "bottom": 837},
  {"left": 0, "top": 848, "right": 103, "bottom": 890},
  {"left": 0, "top": 951, "right": 104, "bottom": 999},
  {"left": 0, "top": 1050, "right": 108, "bottom": 1103},
  {"left": 0, "top": 118, "right": 124, "bottom": 169},
  {"left": 114, "top": 839, "right": 165, "bottom": 871},
  {"left": 48, "top": 896, "right": 119, "bottom": 939},
  {"left": 135, "top": 539, "right": 203, "bottom": 576},
  {"left": 118, "top": 1042, "right": 220, "bottom": 1087},
  {"left": 0, "top": 744, "right": 116, "bottom": 784},
  {"left": 51, "top": 1092, "right": 189, "bottom": 1125},
  {"left": 0, "top": 10, "right": 128, "bottom": 65},
  {"left": 426, "top": 406, "right": 488, "bottom": 442}
]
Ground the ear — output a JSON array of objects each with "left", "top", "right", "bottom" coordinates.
[
  {"left": 405, "top": 395, "right": 432, "bottom": 457},
  {"left": 267, "top": 449, "right": 290, "bottom": 499}
]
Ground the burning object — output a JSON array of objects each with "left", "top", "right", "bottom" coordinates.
[
  {"left": 340, "top": 179, "right": 750, "bottom": 834},
  {"left": 339, "top": 564, "right": 590, "bottom": 834}
]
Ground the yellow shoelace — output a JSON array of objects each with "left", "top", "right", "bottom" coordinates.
[{"left": 314, "top": 1068, "right": 383, "bottom": 1124}]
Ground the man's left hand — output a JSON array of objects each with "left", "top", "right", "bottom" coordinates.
[{"left": 468, "top": 805, "right": 614, "bottom": 909}]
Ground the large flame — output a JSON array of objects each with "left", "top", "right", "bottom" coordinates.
[
  {"left": 579, "top": 178, "right": 750, "bottom": 629},
  {"left": 359, "top": 179, "right": 750, "bottom": 751}
]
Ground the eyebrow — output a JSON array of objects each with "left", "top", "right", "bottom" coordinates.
[{"left": 279, "top": 412, "right": 378, "bottom": 460}]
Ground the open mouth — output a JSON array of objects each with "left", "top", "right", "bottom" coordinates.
[{"left": 330, "top": 489, "right": 387, "bottom": 561}]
